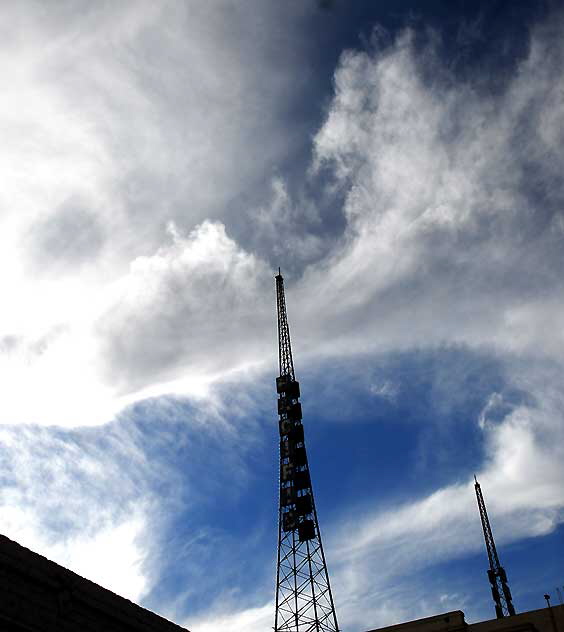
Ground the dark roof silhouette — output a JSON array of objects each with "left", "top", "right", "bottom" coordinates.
[{"left": 0, "top": 533, "right": 189, "bottom": 631}]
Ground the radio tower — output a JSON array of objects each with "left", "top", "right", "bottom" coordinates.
[
  {"left": 274, "top": 269, "right": 339, "bottom": 632},
  {"left": 474, "top": 476, "right": 516, "bottom": 619}
]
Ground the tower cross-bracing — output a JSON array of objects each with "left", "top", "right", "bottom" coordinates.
[
  {"left": 274, "top": 269, "right": 339, "bottom": 632},
  {"left": 474, "top": 476, "right": 516, "bottom": 619}
]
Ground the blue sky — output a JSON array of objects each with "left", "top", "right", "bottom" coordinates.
[{"left": 0, "top": 1, "right": 563, "bottom": 631}]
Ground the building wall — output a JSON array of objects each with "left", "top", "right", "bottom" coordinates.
[
  {"left": 0, "top": 534, "right": 189, "bottom": 632},
  {"left": 366, "top": 605, "right": 564, "bottom": 632},
  {"left": 469, "top": 605, "right": 564, "bottom": 632},
  {"left": 366, "top": 610, "right": 468, "bottom": 632}
]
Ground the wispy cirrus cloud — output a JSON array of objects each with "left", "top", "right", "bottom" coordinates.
[
  {"left": 324, "top": 361, "right": 564, "bottom": 629},
  {"left": 1, "top": 4, "right": 564, "bottom": 632},
  {"left": 0, "top": 390, "right": 260, "bottom": 608},
  {"left": 297, "top": 12, "right": 564, "bottom": 361},
  {"left": 0, "top": 422, "right": 157, "bottom": 601},
  {"left": 0, "top": 0, "right": 314, "bottom": 426},
  {"left": 3, "top": 4, "right": 564, "bottom": 427}
]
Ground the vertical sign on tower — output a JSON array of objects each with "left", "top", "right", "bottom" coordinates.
[
  {"left": 474, "top": 476, "right": 516, "bottom": 619},
  {"left": 274, "top": 269, "right": 339, "bottom": 632}
]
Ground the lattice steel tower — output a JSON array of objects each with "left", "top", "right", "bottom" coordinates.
[
  {"left": 274, "top": 269, "right": 339, "bottom": 632},
  {"left": 474, "top": 476, "right": 516, "bottom": 619}
]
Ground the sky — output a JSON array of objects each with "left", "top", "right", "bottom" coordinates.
[{"left": 1, "top": 1, "right": 563, "bottom": 631}]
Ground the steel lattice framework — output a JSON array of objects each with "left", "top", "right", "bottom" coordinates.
[
  {"left": 274, "top": 269, "right": 339, "bottom": 632},
  {"left": 474, "top": 476, "right": 516, "bottom": 619}
]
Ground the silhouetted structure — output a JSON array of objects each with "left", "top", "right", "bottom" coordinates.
[
  {"left": 474, "top": 477, "right": 516, "bottom": 619},
  {"left": 365, "top": 605, "right": 564, "bottom": 632},
  {"left": 0, "top": 533, "right": 189, "bottom": 632},
  {"left": 274, "top": 269, "right": 339, "bottom": 632}
]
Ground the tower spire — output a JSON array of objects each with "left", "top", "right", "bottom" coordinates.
[
  {"left": 276, "top": 269, "right": 295, "bottom": 381},
  {"left": 274, "top": 270, "right": 339, "bottom": 632},
  {"left": 474, "top": 477, "right": 516, "bottom": 619}
]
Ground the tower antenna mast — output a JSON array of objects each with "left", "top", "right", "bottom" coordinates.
[
  {"left": 474, "top": 476, "right": 516, "bottom": 619},
  {"left": 274, "top": 270, "right": 339, "bottom": 632}
]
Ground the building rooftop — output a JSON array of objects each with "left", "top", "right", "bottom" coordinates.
[
  {"left": 0, "top": 533, "right": 189, "bottom": 631},
  {"left": 366, "top": 605, "right": 564, "bottom": 632}
]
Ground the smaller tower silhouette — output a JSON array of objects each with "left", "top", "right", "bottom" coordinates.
[{"left": 474, "top": 476, "right": 516, "bottom": 619}]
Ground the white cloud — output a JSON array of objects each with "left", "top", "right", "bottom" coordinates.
[
  {"left": 95, "top": 220, "right": 272, "bottom": 396},
  {"left": 325, "top": 365, "right": 564, "bottom": 629},
  {"left": 0, "top": 421, "right": 177, "bottom": 603},
  {"left": 303, "top": 14, "right": 564, "bottom": 360},
  {"left": 2, "top": 5, "right": 563, "bottom": 429},
  {"left": 1, "top": 504, "right": 147, "bottom": 602},
  {"left": 0, "top": 217, "right": 272, "bottom": 426},
  {"left": 188, "top": 602, "right": 273, "bottom": 632},
  {"left": 245, "top": 177, "right": 330, "bottom": 270},
  {"left": 370, "top": 380, "right": 399, "bottom": 402},
  {"left": 0, "top": 1, "right": 311, "bottom": 426},
  {"left": 1, "top": 7, "right": 564, "bottom": 629}
]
